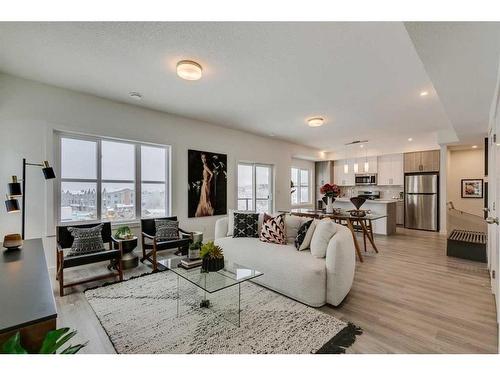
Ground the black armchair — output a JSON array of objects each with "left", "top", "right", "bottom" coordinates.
[
  {"left": 140, "top": 216, "right": 192, "bottom": 272},
  {"left": 56, "top": 222, "right": 123, "bottom": 296}
]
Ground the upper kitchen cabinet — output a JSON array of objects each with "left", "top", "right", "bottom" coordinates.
[
  {"left": 404, "top": 150, "right": 440, "bottom": 173},
  {"left": 377, "top": 153, "right": 403, "bottom": 186},
  {"left": 334, "top": 160, "right": 355, "bottom": 186},
  {"left": 359, "top": 156, "right": 377, "bottom": 174}
]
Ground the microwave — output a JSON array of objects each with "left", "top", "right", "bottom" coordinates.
[{"left": 355, "top": 174, "right": 377, "bottom": 186}]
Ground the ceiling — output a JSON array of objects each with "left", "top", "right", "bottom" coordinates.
[{"left": 0, "top": 22, "right": 498, "bottom": 154}]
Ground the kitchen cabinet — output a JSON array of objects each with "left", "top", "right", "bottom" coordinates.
[
  {"left": 396, "top": 200, "right": 404, "bottom": 225},
  {"left": 356, "top": 156, "right": 377, "bottom": 174},
  {"left": 404, "top": 150, "right": 440, "bottom": 173},
  {"left": 334, "top": 160, "right": 355, "bottom": 186},
  {"left": 377, "top": 153, "right": 403, "bottom": 186}
]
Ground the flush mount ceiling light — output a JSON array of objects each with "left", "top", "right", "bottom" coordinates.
[
  {"left": 420, "top": 91, "right": 429, "bottom": 97},
  {"left": 129, "top": 92, "right": 142, "bottom": 100},
  {"left": 176, "top": 60, "right": 203, "bottom": 81},
  {"left": 307, "top": 117, "right": 325, "bottom": 127}
]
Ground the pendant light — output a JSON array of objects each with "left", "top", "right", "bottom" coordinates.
[{"left": 364, "top": 147, "right": 369, "bottom": 172}]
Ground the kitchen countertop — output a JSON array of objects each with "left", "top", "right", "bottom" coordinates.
[{"left": 335, "top": 197, "right": 403, "bottom": 204}]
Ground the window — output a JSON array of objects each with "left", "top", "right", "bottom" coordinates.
[
  {"left": 291, "top": 167, "right": 310, "bottom": 205},
  {"left": 58, "top": 133, "right": 170, "bottom": 223},
  {"left": 237, "top": 163, "right": 273, "bottom": 213}
]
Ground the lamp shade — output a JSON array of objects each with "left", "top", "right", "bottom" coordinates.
[
  {"left": 5, "top": 197, "right": 20, "bottom": 213},
  {"left": 42, "top": 161, "right": 56, "bottom": 180},
  {"left": 8, "top": 176, "right": 22, "bottom": 197}
]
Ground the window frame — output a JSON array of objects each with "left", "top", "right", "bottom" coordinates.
[
  {"left": 55, "top": 131, "right": 171, "bottom": 225},
  {"left": 236, "top": 162, "right": 274, "bottom": 213},
  {"left": 291, "top": 167, "right": 311, "bottom": 206}
]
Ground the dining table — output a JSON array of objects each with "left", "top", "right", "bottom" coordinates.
[{"left": 289, "top": 208, "right": 386, "bottom": 262}]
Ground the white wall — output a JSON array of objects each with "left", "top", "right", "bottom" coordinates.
[
  {"left": 0, "top": 73, "right": 322, "bottom": 267},
  {"left": 447, "top": 148, "right": 485, "bottom": 217}
]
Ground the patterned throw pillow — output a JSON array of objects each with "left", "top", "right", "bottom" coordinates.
[
  {"left": 67, "top": 224, "right": 105, "bottom": 257},
  {"left": 155, "top": 219, "right": 179, "bottom": 241},
  {"left": 233, "top": 212, "right": 259, "bottom": 238},
  {"left": 260, "top": 213, "right": 286, "bottom": 244},
  {"left": 295, "top": 220, "right": 313, "bottom": 250}
]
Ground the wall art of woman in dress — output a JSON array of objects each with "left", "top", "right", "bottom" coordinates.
[
  {"left": 188, "top": 150, "right": 227, "bottom": 218},
  {"left": 195, "top": 153, "right": 214, "bottom": 217}
]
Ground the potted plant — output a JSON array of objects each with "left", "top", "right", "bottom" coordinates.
[
  {"left": 320, "top": 183, "right": 340, "bottom": 213},
  {"left": 1, "top": 327, "right": 87, "bottom": 354},
  {"left": 188, "top": 240, "right": 202, "bottom": 260},
  {"left": 200, "top": 241, "right": 224, "bottom": 272},
  {"left": 114, "top": 225, "right": 134, "bottom": 240}
]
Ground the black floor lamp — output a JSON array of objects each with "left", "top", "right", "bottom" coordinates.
[{"left": 4, "top": 158, "right": 56, "bottom": 240}]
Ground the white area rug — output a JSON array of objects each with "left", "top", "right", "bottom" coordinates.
[{"left": 84, "top": 271, "right": 361, "bottom": 354}]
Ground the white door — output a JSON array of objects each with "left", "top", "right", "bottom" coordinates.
[
  {"left": 486, "top": 78, "right": 500, "bottom": 332},
  {"left": 255, "top": 164, "right": 273, "bottom": 213}
]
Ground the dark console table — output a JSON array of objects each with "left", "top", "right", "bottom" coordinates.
[{"left": 0, "top": 238, "right": 57, "bottom": 352}]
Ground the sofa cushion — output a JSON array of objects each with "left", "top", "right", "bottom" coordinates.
[
  {"left": 295, "top": 219, "right": 313, "bottom": 250},
  {"left": 233, "top": 212, "right": 259, "bottom": 238},
  {"left": 299, "top": 219, "right": 318, "bottom": 251},
  {"left": 215, "top": 236, "right": 327, "bottom": 307},
  {"left": 155, "top": 219, "right": 179, "bottom": 241},
  {"left": 67, "top": 223, "right": 105, "bottom": 257},
  {"left": 284, "top": 214, "right": 308, "bottom": 244},
  {"left": 310, "top": 219, "right": 337, "bottom": 258},
  {"left": 260, "top": 213, "right": 286, "bottom": 244},
  {"left": 227, "top": 209, "right": 264, "bottom": 237}
]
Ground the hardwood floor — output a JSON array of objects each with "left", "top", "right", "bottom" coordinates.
[{"left": 50, "top": 228, "right": 498, "bottom": 354}]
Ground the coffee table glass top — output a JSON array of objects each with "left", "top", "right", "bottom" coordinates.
[{"left": 159, "top": 258, "right": 263, "bottom": 293}]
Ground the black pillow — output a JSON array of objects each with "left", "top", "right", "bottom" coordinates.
[
  {"left": 294, "top": 220, "right": 313, "bottom": 250},
  {"left": 233, "top": 212, "right": 260, "bottom": 238}
]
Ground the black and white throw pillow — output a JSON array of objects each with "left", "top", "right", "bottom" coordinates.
[
  {"left": 67, "top": 224, "right": 105, "bottom": 257},
  {"left": 260, "top": 213, "right": 286, "bottom": 244},
  {"left": 233, "top": 212, "right": 260, "bottom": 238},
  {"left": 295, "top": 220, "right": 313, "bottom": 250},
  {"left": 155, "top": 219, "right": 179, "bottom": 241}
]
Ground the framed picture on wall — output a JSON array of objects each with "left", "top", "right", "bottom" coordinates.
[
  {"left": 188, "top": 149, "right": 227, "bottom": 218},
  {"left": 461, "top": 179, "right": 483, "bottom": 199}
]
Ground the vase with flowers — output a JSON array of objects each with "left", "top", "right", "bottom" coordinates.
[{"left": 320, "top": 183, "right": 340, "bottom": 213}]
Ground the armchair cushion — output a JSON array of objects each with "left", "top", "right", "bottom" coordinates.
[
  {"left": 67, "top": 223, "right": 105, "bottom": 257},
  {"left": 154, "top": 219, "right": 179, "bottom": 241}
]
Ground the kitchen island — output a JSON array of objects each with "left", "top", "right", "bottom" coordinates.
[{"left": 332, "top": 198, "right": 399, "bottom": 235}]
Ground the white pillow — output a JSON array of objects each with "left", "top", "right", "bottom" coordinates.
[
  {"left": 284, "top": 214, "right": 307, "bottom": 244},
  {"left": 227, "top": 209, "right": 265, "bottom": 237},
  {"left": 298, "top": 218, "right": 318, "bottom": 251},
  {"left": 310, "top": 219, "right": 337, "bottom": 258}
]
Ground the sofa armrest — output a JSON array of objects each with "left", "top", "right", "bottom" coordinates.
[
  {"left": 215, "top": 217, "right": 229, "bottom": 239},
  {"left": 325, "top": 224, "right": 356, "bottom": 306}
]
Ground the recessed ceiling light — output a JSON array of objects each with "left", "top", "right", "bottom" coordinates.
[
  {"left": 307, "top": 117, "right": 325, "bottom": 127},
  {"left": 129, "top": 92, "right": 142, "bottom": 100},
  {"left": 472, "top": 145, "right": 478, "bottom": 149},
  {"left": 176, "top": 60, "right": 203, "bottom": 81},
  {"left": 420, "top": 91, "right": 429, "bottom": 97},
  {"left": 408, "top": 137, "right": 413, "bottom": 142},
  {"left": 360, "top": 144, "right": 364, "bottom": 148}
]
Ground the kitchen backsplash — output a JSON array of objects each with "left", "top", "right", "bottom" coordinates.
[{"left": 338, "top": 186, "right": 404, "bottom": 199}]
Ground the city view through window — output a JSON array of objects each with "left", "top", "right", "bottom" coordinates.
[{"left": 59, "top": 136, "right": 168, "bottom": 222}]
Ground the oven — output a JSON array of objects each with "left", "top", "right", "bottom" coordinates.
[{"left": 355, "top": 174, "right": 377, "bottom": 186}]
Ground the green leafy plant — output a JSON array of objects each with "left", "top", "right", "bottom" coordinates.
[
  {"left": 1, "top": 328, "right": 87, "bottom": 354},
  {"left": 114, "top": 225, "right": 133, "bottom": 240},
  {"left": 190, "top": 240, "right": 202, "bottom": 250},
  {"left": 200, "top": 241, "right": 224, "bottom": 260}
]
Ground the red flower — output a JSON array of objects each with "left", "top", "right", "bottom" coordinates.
[{"left": 320, "top": 183, "right": 340, "bottom": 196}]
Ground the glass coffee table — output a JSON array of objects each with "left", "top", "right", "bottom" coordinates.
[{"left": 159, "top": 258, "right": 263, "bottom": 327}]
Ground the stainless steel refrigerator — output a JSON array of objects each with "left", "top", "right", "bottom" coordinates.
[{"left": 405, "top": 174, "right": 439, "bottom": 231}]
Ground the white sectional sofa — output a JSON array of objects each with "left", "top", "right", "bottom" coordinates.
[{"left": 214, "top": 216, "right": 356, "bottom": 307}]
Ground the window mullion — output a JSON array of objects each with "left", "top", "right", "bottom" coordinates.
[
  {"left": 97, "top": 138, "right": 102, "bottom": 221},
  {"left": 135, "top": 144, "right": 141, "bottom": 220}
]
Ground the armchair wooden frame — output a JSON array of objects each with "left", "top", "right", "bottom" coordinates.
[
  {"left": 140, "top": 216, "right": 193, "bottom": 272},
  {"left": 56, "top": 222, "right": 123, "bottom": 297}
]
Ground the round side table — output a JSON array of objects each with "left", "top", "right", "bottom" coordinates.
[{"left": 111, "top": 236, "right": 139, "bottom": 270}]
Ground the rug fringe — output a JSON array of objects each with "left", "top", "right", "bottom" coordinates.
[{"left": 315, "top": 322, "right": 363, "bottom": 354}]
